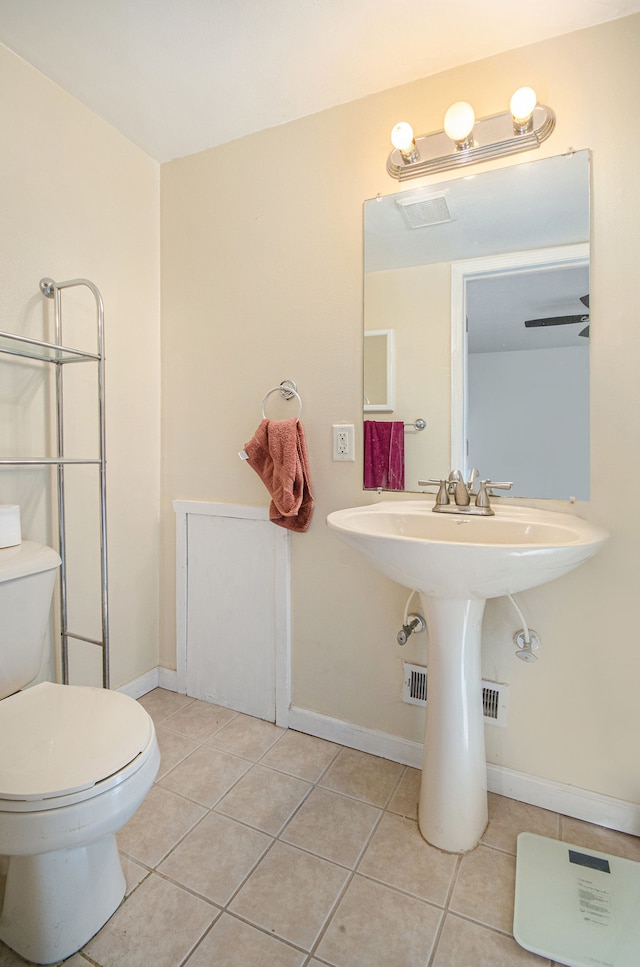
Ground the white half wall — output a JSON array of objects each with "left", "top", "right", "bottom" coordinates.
[{"left": 173, "top": 500, "right": 291, "bottom": 727}]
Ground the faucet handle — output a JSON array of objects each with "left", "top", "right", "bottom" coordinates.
[
  {"left": 475, "top": 480, "right": 491, "bottom": 508},
  {"left": 417, "top": 479, "right": 450, "bottom": 505},
  {"left": 435, "top": 480, "right": 450, "bottom": 505},
  {"left": 484, "top": 480, "right": 513, "bottom": 493}
]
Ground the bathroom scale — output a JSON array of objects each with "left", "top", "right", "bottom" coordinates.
[{"left": 514, "top": 832, "right": 640, "bottom": 967}]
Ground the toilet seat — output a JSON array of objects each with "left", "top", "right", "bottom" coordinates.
[{"left": 0, "top": 682, "right": 155, "bottom": 810}]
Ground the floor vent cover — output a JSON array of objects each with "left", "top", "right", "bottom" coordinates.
[{"left": 402, "top": 662, "right": 508, "bottom": 726}]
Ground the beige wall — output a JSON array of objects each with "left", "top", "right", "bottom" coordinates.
[
  {"left": 0, "top": 44, "right": 161, "bottom": 689},
  {"left": 161, "top": 14, "right": 640, "bottom": 806}
]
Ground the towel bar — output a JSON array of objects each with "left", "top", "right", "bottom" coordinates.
[{"left": 404, "top": 418, "right": 426, "bottom": 431}]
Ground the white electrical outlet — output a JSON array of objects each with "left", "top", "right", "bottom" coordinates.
[{"left": 332, "top": 424, "right": 355, "bottom": 461}]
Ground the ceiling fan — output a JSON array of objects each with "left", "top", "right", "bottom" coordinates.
[{"left": 524, "top": 294, "right": 589, "bottom": 337}]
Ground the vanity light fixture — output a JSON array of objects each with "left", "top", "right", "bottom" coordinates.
[{"left": 387, "top": 87, "right": 555, "bottom": 181}]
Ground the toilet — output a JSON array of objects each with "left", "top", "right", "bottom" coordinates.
[{"left": 0, "top": 541, "right": 160, "bottom": 964}]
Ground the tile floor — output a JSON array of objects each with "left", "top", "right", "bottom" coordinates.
[{"left": 2, "top": 687, "right": 639, "bottom": 967}]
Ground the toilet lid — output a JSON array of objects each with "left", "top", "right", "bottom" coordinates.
[{"left": 0, "top": 682, "right": 154, "bottom": 801}]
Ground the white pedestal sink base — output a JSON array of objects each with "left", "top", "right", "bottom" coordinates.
[
  {"left": 418, "top": 595, "right": 488, "bottom": 853},
  {"left": 326, "top": 500, "right": 608, "bottom": 855}
]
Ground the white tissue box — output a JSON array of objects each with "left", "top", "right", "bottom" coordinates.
[{"left": 0, "top": 505, "right": 22, "bottom": 548}]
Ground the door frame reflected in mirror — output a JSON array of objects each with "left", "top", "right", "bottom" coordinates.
[{"left": 450, "top": 243, "right": 590, "bottom": 490}]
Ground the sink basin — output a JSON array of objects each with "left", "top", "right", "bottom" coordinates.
[
  {"left": 327, "top": 499, "right": 608, "bottom": 853},
  {"left": 327, "top": 499, "right": 608, "bottom": 599}
]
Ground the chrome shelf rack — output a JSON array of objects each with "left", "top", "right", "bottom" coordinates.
[{"left": 0, "top": 278, "right": 110, "bottom": 688}]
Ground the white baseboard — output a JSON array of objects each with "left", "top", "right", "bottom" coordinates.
[
  {"left": 287, "top": 705, "right": 424, "bottom": 768},
  {"left": 158, "top": 667, "right": 179, "bottom": 692},
  {"left": 485, "top": 762, "right": 640, "bottom": 837},
  {"left": 118, "top": 666, "right": 178, "bottom": 700},
  {"left": 121, "top": 673, "right": 640, "bottom": 838},
  {"left": 288, "top": 705, "right": 640, "bottom": 838},
  {"left": 117, "top": 667, "right": 159, "bottom": 699}
]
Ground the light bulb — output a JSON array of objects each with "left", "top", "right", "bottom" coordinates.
[
  {"left": 391, "top": 121, "right": 415, "bottom": 152},
  {"left": 443, "top": 101, "right": 475, "bottom": 146},
  {"left": 510, "top": 86, "right": 537, "bottom": 127},
  {"left": 390, "top": 121, "right": 417, "bottom": 163}
]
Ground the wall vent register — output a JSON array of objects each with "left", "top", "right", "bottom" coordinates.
[{"left": 403, "top": 662, "right": 508, "bottom": 727}]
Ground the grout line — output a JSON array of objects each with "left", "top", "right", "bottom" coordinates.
[
  {"left": 174, "top": 907, "right": 224, "bottom": 967},
  {"left": 75, "top": 952, "right": 101, "bottom": 966},
  {"left": 426, "top": 853, "right": 463, "bottom": 966},
  {"left": 443, "top": 853, "right": 463, "bottom": 909},
  {"left": 439, "top": 908, "right": 526, "bottom": 941},
  {"left": 175, "top": 922, "right": 217, "bottom": 967},
  {"left": 425, "top": 908, "right": 448, "bottom": 967},
  {"left": 147, "top": 866, "right": 224, "bottom": 910},
  {"left": 476, "top": 839, "right": 519, "bottom": 858},
  {"left": 205, "top": 909, "right": 312, "bottom": 959}
]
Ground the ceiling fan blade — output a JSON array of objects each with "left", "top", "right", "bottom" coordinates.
[
  {"left": 580, "top": 294, "right": 589, "bottom": 308},
  {"left": 524, "top": 314, "right": 589, "bottom": 328},
  {"left": 579, "top": 325, "right": 590, "bottom": 337}
]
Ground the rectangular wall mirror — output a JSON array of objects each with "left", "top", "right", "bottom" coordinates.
[{"left": 363, "top": 150, "right": 590, "bottom": 498}]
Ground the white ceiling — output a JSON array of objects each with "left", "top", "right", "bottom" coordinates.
[{"left": 1, "top": 0, "right": 639, "bottom": 163}]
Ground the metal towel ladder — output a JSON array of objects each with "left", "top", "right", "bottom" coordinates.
[{"left": 0, "top": 277, "right": 110, "bottom": 687}]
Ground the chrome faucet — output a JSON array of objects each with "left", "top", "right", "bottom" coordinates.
[{"left": 418, "top": 469, "right": 512, "bottom": 516}]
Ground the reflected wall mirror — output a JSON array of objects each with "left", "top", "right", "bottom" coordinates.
[
  {"left": 363, "top": 150, "right": 590, "bottom": 498},
  {"left": 364, "top": 329, "right": 395, "bottom": 411}
]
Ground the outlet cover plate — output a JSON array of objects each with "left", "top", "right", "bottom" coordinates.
[{"left": 332, "top": 424, "right": 355, "bottom": 461}]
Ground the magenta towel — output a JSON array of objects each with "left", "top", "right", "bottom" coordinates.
[{"left": 363, "top": 420, "right": 405, "bottom": 490}]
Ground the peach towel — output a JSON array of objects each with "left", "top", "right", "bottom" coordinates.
[{"left": 243, "top": 418, "right": 314, "bottom": 532}]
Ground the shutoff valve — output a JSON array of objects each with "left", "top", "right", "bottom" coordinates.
[{"left": 397, "top": 613, "right": 427, "bottom": 646}]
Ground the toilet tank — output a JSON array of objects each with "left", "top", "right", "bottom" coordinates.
[{"left": 0, "top": 542, "right": 61, "bottom": 700}]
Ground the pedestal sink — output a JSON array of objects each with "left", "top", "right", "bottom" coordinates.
[{"left": 326, "top": 499, "right": 608, "bottom": 852}]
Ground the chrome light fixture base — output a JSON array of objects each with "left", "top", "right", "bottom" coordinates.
[{"left": 387, "top": 104, "right": 555, "bottom": 182}]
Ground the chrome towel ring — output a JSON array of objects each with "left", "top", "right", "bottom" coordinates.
[{"left": 261, "top": 380, "right": 303, "bottom": 420}]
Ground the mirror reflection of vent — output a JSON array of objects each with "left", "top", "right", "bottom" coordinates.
[
  {"left": 395, "top": 189, "right": 453, "bottom": 229},
  {"left": 402, "top": 662, "right": 508, "bottom": 726}
]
